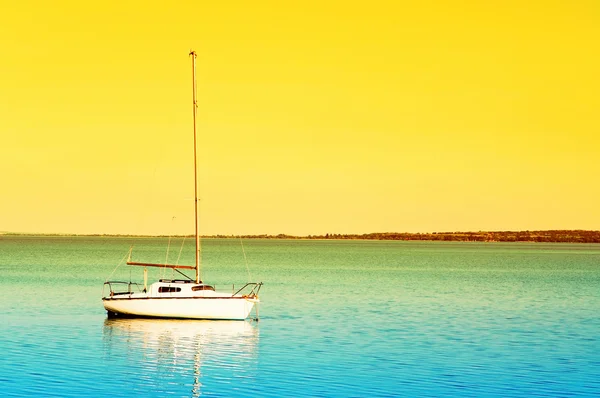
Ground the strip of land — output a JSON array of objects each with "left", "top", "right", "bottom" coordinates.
[
  {"left": 221, "top": 230, "right": 600, "bottom": 243},
  {"left": 2, "top": 230, "right": 600, "bottom": 243}
]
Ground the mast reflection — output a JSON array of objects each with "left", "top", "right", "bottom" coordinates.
[{"left": 103, "top": 318, "right": 259, "bottom": 397}]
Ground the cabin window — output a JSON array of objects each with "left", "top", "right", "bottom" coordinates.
[
  {"left": 192, "top": 285, "right": 215, "bottom": 291},
  {"left": 158, "top": 286, "right": 182, "bottom": 293}
]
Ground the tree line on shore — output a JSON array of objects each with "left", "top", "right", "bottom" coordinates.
[
  {"left": 4, "top": 230, "right": 600, "bottom": 243},
  {"left": 214, "top": 230, "right": 600, "bottom": 243}
]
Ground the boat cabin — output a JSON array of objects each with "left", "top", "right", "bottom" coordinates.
[{"left": 149, "top": 280, "right": 215, "bottom": 297}]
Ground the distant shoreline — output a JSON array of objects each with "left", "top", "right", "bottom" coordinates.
[{"left": 2, "top": 230, "right": 600, "bottom": 243}]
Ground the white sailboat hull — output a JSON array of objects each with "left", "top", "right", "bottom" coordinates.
[{"left": 103, "top": 296, "right": 258, "bottom": 320}]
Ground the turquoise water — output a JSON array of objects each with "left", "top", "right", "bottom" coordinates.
[{"left": 1, "top": 236, "right": 599, "bottom": 397}]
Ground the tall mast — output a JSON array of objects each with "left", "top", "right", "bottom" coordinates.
[{"left": 190, "top": 50, "right": 201, "bottom": 283}]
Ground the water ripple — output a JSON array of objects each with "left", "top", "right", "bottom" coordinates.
[{"left": 2, "top": 238, "right": 600, "bottom": 396}]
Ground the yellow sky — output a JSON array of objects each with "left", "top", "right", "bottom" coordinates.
[{"left": 1, "top": 1, "right": 598, "bottom": 235}]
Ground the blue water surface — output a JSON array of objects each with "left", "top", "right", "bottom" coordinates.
[{"left": 1, "top": 237, "right": 599, "bottom": 397}]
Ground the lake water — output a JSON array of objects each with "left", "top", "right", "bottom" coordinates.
[{"left": 1, "top": 236, "right": 599, "bottom": 397}]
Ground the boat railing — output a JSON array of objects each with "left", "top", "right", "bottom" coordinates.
[
  {"left": 103, "top": 281, "right": 143, "bottom": 297},
  {"left": 231, "top": 282, "right": 263, "bottom": 298}
]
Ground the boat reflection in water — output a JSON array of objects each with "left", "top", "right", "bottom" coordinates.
[{"left": 102, "top": 318, "right": 259, "bottom": 397}]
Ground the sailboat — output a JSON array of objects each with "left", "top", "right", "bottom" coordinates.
[{"left": 102, "top": 51, "right": 262, "bottom": 320}]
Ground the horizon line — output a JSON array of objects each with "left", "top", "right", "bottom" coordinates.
[{"left": 2, "top": 229, "right": 599, "bottom": 238}]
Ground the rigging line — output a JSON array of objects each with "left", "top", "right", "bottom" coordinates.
[
  {"left": 162, "top": 216, "right": 176, "bottom": 279},
  {"left": 104, "top": 247, "right": 133, "bottom": 283},
  {"left": 175, "top": 236, "right": 187, "bottom": 265},
  {"left": 165, "top": 235, "right": 172, "bottom": 264},
  {"left": 239, "top": 236, "right": 252, "bottom": 282},
  {"left": 173, "top": 267, "right": 193, "bottom": 280}
]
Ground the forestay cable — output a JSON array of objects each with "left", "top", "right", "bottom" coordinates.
[
  {"left": 104, "top": 247, "right": 134, "bottom": 283},
  {"left": 239, "top": 237, "right": 251, "bottom": 282}
]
